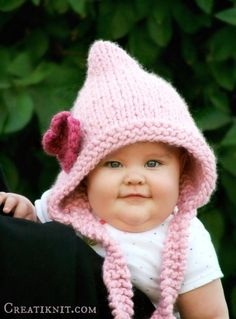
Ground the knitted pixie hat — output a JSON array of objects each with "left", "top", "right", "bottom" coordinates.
[{"left": 43, "top": 41, "right": 216, "bottom": 318}]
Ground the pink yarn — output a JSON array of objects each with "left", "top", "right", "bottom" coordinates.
[
  {"left": 65, "top": 201, "right": 134, "bottom": 318},
  {"left": 44, "top": 41, "right": 217, "bottom": 318},
  {"left": 42, "top": 111, "right": 81, "bottom": 173}
]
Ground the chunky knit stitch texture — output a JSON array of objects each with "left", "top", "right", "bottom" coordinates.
[{"left": 44, "top": 40, "right": 217, "bottom": 318}]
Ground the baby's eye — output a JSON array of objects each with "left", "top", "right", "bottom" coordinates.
[
  {"left": 104, "top": 161, "right": 122, "bottom": 168},
  {"left": 145, "top": 160, "right": 160, "bottom": 168}
]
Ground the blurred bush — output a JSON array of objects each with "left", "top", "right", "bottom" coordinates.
[{"left": 0, "top": 0, "right": 235, "bottom": 316}]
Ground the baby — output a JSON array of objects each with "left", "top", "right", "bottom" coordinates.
[{"left": 0, "top": 41, "right": 229, "bottom": 319}]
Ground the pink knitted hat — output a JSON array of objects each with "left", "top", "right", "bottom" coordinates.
[{"left": 43, "top": 40, "right": 216, "bottom": 318}]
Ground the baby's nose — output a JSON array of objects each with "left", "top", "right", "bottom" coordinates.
[{"left": 123, "top": 172, "right": 145, "bottom": 185}]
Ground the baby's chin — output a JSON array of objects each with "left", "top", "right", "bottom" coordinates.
[{"left": 110, "top": 214, "right": 161, "bottom": 233}]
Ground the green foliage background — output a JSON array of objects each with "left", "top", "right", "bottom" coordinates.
[{"left": 0, "top": 0, "right": 236, "bottom": 315}]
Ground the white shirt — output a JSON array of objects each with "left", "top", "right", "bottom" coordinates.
[
  {"left": 92, "top": 217, "right": 223, "bottom": 306},
  {"left": 35, "top": 191, "right": 223, "bottom": 306}
]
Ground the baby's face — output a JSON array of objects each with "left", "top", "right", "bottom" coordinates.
[{"left": 87, "top": 142, "right": 181, "bottom": 232}]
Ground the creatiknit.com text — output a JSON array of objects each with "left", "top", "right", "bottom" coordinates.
[{"left": 3, "top": 303, "right": 97, "bottom": 315}]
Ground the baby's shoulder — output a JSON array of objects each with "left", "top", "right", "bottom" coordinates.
[
  {"left": 181, "top": 216, "right": 223, "bottom": 294},
  {"left": 188, "top": 217, "right": 211, "bottom": 244}
]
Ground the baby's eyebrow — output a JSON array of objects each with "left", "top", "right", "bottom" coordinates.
[
  {"left": 103, "top": 157, "right": 121, "bottom": 161},
  {"left": 146, "top": 153, "right": 173, "bottom": 159}
]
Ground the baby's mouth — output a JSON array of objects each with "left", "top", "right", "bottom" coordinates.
[
  {"left": 124, "top": 194, "right": 145, "bottom": 198},
  {"left": 121, "top": 193, "right": 151, "bottom": 199}
]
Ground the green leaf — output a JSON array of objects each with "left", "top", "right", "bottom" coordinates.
[
  {"left": 128, "top": 26, "right": 161, "bottom": 66},
  {"left": 13, "top": 62, "right": 53, "bottom": 87},
  {"left": 207, "top": 86, "right": 230, "bottom": 113},
  {"left": 195, "top": 0, "right": 213, "bottom": 14},
  {"left": 0, "top": 49, "right": 11, "bottom": 89},
  {"left": 220, "top": 238, "right": 236, "bottom": 276},
  {"left": 0, "top": 0, "right": 26, "bottom": 11},
  {"left": 0, "top": 75, "right": 11, "bottom": 89},
  {"left": 172, "top": 2, "right": 204, "bottom": 33},
  {"left": 8, "top": 52, "right": 33, "bottom": 78},
  {"left": 147, "top": 16, "right": 172, "bottom": 47},
  {"left": 210, "top": 61, "right": 235, "bottom": 91},
  {"left": 2, "top": 90, "right": 34, "bottom": 133},
  {"left": 133, "top": 0, "right": 151, "bottom": 20},
  {"left": 45, "top": 18, "right": 70, "bottom": 39},
  {"left": 31, "top": 63, "right": 84, "bottom": 133},
  {"left": 46, "top": 0, "right": 69, "bottom": 14},
  {"left": 215, "top": 7, "right": 236, "bottom": 26},
  {"left": 219, "top": 146, "right": 236, "bottom": 176},
  {"left": 152, "top": 0, "right": 171, "bottom": 23},
  {"left": 0, "top": 97, "right": 7, "bottom": 133},
  {"left": 97, "top": 1, "right": 136, "bottom": 40},
  {"left": 221, "top": 171, "right": 236, "bottom": 206},
  {"left": 0, "top": 155, "right": 19, "bottom": 190},
  {"left": 221, "top": 123, "right": 236, "bottom": 146},
  {"left": 26, "top": 30, "right": 49, "bottom": 61},
  {"left": 208, "top": 27, "right": 236, "bottom": 61},
  {"left": 0, "top": 48, "right": 11, "bottom": 71},
  {"left": 33, "top": 86, "right": 71, "bottom": 133},
  {"left": 199, "top": 208, "right": 224, "bottom": 251},
  {"left": 194, "top": 106, "right": 231, "bottom": 131},
  {"left": 31, "top": 0, "right": 40, "bottom": 5},
  {"left": 181, "top": 36, "right": 198, "bottom": 65},
  {"left": 68, "top": 0, "right": 86, "bottom": 16}
]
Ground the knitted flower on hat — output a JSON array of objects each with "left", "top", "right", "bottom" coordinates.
[{"left": 44, "top": 40, "right": 217, "bottom": 318}]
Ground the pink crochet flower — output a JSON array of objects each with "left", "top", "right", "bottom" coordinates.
[{"left": 42, "top": 111, "right": 81, "bottom": 173}]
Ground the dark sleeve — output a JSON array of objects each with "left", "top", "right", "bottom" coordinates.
[{"left": 0, "top": 215, "right": 154, "bottom": 318}]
